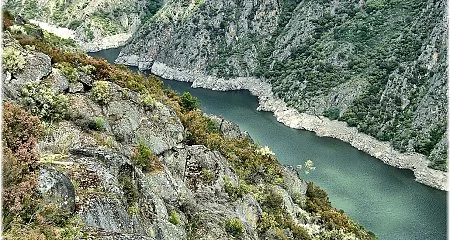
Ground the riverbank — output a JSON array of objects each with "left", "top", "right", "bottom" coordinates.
[
  {"left": 146, "top": 61, "right": 447, "bottom": 191},
  {"left": 29, "top": 20, "right": 130, "bottom": 52}
]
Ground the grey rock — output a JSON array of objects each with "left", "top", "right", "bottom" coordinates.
[
  {"left": 78, "top": 71, "right": 94, "bottom": 86},
  {"left": 281, "top": 166, "right": 307, "bottom": 197},
  {"left": 13, "top": 50, "right": 51, "bottom": 84},
  {"left": 50, "top": 68, "right": 70, "bottom": 93},
  {"left": 207, "top": 114, "right": 251, "bottom": 140},
  {"left": 81, "top": 196, "right": 133, "bottom": 233},
  {"left": 69, "top": 82, "right": 84, "bottom": 93},
  {"left": 38, "top": 167, "right": 76, "bottom": 213},
  {"left": 134, "top": 103, "right": 184, "bottom": 154}
]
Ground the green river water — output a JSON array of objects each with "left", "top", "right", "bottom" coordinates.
[{"left": 89, "top": 48, "right": 447, "bottom": 240}]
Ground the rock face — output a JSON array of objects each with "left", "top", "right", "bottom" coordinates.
[{"left": 114, "top": 0, "right": 448, "bottom": 173}]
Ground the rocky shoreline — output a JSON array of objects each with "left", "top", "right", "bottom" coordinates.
[
  {"left": 29, "top": 20, "right": 131, "bottom": 52},
  {"left": 146, "top": 61, "right": 447, "bottom": 191}
]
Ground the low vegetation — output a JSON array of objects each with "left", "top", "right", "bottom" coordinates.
[
  {"left": 21, "top": 82, "right": 69, "bottom": 123},
  {"left": 2, "top": 46, "right": 26, "bottom": 73},
  {"left": 132, "top": 141, "right": 163, "bottom": 172}
]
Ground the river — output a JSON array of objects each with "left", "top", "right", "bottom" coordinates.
[{"left": 89, "top": 48, "right": 447, "bottom": 240}]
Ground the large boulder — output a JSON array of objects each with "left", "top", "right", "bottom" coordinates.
[{"left": 38, "top": 167, "right": 76, "bottom": 213}]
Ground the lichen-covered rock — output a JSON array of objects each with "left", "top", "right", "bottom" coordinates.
[
  {"left": 69, "top": 82, "right": 84, "bottom": 93},
  {"left": 80, "top": 196, "right": 134, "bottom": 233},
  {"left": 49, "top": 68, "right": 70, "bottom": 93},
  {"left": 2, "top": 33, "right": 52, "bottom": 99},
  {"left": 38, "top": 167, "right": 76, "bottom": 213},
  {"left": 12, "top": 50, "right": 51, "bottom": 84}
]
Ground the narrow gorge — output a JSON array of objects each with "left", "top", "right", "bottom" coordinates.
[{"left": 2, "top": 0, "right": 448, "bottom": 239}]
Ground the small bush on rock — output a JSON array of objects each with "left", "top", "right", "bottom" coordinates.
[
  {"left": 168, "top": 210, "right": 181, "bottom": 225},
  {"left": 21, "top": 82, "right": 69, "bottom": 122},
  {"left": 2, "top": 47, "right": 26, "bottom": 73},
  {"left": 91, "top": 81, "right": 111, "bottom": 105},
  {"left": 180, "top": 92, "right": 200, "bottom": 112},
  {"left": 88, "top": 117, "right": 106, "bottom": 131},
  {"left": 140, "top": 94, "right": 156, "bottom": 110},
  {"left": 132, "top": 142, "right": 163, "bottom": 172},
  {"left": 225, "top": 218, "right": 244, "bottom": 238},
  {"left": 55, "top": 62, "right": 78, "bottom": 83}
]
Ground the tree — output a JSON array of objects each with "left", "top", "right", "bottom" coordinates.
[{"left": 180, "top": 92, "right": 200, "bottom": 112}]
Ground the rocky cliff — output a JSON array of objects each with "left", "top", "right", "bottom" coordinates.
[
  {"left": 3, "top": 0, "right": 164, "bottom": 51},
  {"left": 2, "top": 19, "right": 375, "bottom": 239},
  {"left": 114, "top": 0, "right": 448, "bottom": 173}
]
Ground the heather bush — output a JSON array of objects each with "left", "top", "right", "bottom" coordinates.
[{"left": 2, "top": 102, "right": 43, "bottom": 229}]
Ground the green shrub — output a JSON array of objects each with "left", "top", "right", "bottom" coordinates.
[
  {"left": 79, "top": 64, "right": 96, "bottom": 75},
  {"left": 91, "top": 80, "right": 111, "bottom": 105},
  {"left": 132, "top": 142, "right": 162, "bottom": 172},
  {"left": 9, "top": 25, "right": 27, "bottom": 35},
  {"left": 257, "top": 212, "right": 278, "bottom": 231},
  {"left": 118, "top": 175, "right": 138, "bottom": 207},
  {"left": 88, "top": 117, "right": 106, "bottom": 131},
  {"left": 21, "top": 82, "right": 69, "bottom": 122},
  {"left": 2, "top": 47, "right": 26, "bottom": 73},
  {"left": 223, "top": 178, "right": 250, "bottom": 201},
  {"left": 225, "top": 218, "right": 244, "bottom": 238},
  {"left": 55, "top": 62, "right": 78, "bottom": 82},
  {"left": 323, "top": 107, "right": 340, "bottom": 120},
  {"left": 140, "top": 94, "right": 156, "bottom": 110},
  {"left": 168, "top": 210, "right": 181, "bottom": 225},
  {"left": 180, "top": 92, "right": 200, "bottom": 112},
  {"left": 200, "top": 168, "right": 215, "bottom": 184}
]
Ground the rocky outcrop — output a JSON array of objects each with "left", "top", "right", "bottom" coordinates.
[
  {"left": 207, "top": 114, "right": 251, "bottom": 140},
  {"left": 2, "top": 32, "right": 52, "bottom": 100}
]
